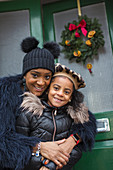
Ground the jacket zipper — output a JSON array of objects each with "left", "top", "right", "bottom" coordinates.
[{"left": 52, "top": 109, "right": 57, "bottom": 141}]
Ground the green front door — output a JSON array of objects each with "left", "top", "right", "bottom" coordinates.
[{"left": 43, "top": 0, "right": 113, "bottom": 169}]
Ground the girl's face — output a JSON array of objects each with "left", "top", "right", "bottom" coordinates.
[
  {"left": 24, "top": 68, "right": 52, "bottom": 96},
  {"left": 48, "top": 76, "right": 73, "bottom": 108}
]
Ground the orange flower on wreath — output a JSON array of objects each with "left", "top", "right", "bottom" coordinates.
[
  {"left": 73, "top": 50, "right": 81, "bottom": 57},
  {"left": 65, "top": 40, "right": 70, "bottom": 46},
  {"left": 88, "top": 30, "right": 96, "bottom": 38},
  {"left": 86, "top": 40, "right": 92, "bottom": 46}
]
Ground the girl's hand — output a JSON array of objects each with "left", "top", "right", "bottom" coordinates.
[{"left": 59, "top": 136, "right": 77, "bottom": 154}]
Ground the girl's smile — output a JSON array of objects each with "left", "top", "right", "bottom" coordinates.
[{"left": 48, "top": 76, "right": 73, "bottom": 108}]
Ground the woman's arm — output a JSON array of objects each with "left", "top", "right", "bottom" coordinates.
[
  {"left": 0, "top": 97, "right": 39, "bottom": 169},
  {"left": 0, "top": 127, "right": 39, "bottom": 169}
]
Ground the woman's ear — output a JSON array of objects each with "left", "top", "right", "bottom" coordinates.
[{"left": 22, "top": 77, "right": 26, "bottom": 92}]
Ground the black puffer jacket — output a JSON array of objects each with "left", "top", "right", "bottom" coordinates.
[
  {"left": 16, "top": 102, "right": 73, "bottom": 141},
  {"left": 16, "top": 92, "right": 96, "bottom": 170}
]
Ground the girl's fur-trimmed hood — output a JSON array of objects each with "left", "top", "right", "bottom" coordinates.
[{"left": 21, "top": 92, "right": 89, "bottom": 124}]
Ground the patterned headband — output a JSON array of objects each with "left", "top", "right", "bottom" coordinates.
[{"left": 54, "top": 63, "right": 86, "bottom": 90}]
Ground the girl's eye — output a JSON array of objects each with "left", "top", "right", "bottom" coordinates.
[
  {"left": 54, "top": 86, "right": 59, "bottom": 90},
  {"left": 65, "top": 91, "right": 70, "bottom": 95}
]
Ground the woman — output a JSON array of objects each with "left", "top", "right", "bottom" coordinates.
[
  {"left": 0, "top": 37, "right": 81, "bottom": 170},
  {"left": 16, "top": 63, "right": 96, "bottom": 170}
]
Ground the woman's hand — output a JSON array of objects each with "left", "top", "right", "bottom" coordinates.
[
  {"left": 40, "top": 139, "right": 69, "bottom": 169},
  {"left": 39, "top": 166, "right": 49, "bottom": 170}
]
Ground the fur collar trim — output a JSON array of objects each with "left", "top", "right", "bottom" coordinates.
[
  {"left": 21, "top": 92, "right": 45, "bottom": 117},
  {"left": 21, "top": 92, "right": 89, "bottom": 124},
  {"left": 67, "top": 104, "right": 89, "bottom": 124}
]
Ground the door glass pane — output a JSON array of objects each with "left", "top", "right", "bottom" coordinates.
[
  {"left": 54, "top": 2, "right": 113, "bottom": 113},
  {"left": 0, "top": 10, "right": 30, "bottom": 77}
]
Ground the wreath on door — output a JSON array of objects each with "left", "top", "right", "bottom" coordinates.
[{"left": 59, "top": 15, "right": 105, "bottom": 64}]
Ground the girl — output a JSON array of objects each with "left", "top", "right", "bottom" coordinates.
[{"left": 16, "top": 63, "right": 96, "bottom": 170}]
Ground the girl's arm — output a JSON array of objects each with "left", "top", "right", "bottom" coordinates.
[
  {"left": 69, "top": 111, "right": 97, "bottom": 152},
  {"left": 59, "top": 111, "right": 97, "bottom": 153}
]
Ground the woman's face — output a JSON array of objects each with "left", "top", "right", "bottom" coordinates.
[
  {"left": 24, "top": 68, "right": 52, "bottom": 96},
  {"left": 48, "top": 76, "right": 73, "bottom": 107}
]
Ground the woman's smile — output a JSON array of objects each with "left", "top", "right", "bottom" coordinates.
[
  {"left": 24, "top": 68, "right": 52, "bottom": 96},
  {"left": 34, "top": 85, "right": 45, "bottom": 91}
]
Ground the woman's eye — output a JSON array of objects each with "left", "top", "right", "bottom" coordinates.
[
  {"left": 45, "top": 76, "right": 50, "bottom": 80},
  {"left": 32, "top": 74, "right": 38, "bottom": 78}
]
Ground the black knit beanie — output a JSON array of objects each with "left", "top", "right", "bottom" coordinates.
[{"left": 21, "top": 37, "right": 60, "bottom": 76}]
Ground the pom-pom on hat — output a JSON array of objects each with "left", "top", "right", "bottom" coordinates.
[
  {"left": 21, "top": 37, "right": 60, "bottom": 75},
  {"left": 54, "top": 63, "right": 86, "bottom": 90}
]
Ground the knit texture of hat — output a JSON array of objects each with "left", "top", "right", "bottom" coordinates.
[{"left": 21, "top": 37, "right": 60, "bottom": 75}]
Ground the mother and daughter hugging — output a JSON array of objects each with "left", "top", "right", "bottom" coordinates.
[{"left": 0, "top": 36, "right": 96, "bottom": 170}]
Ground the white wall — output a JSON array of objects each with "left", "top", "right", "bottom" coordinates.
[{"left": 0, "top": 10, "right": 30, "bottom": 77}]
